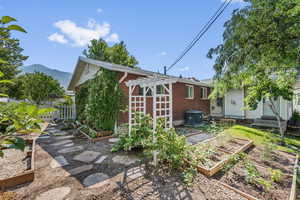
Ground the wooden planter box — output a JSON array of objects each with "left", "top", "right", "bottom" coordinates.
[
  {"left": 196, "top": 138, "right": 253, "bottom": 177},
  {"left": 0, "top": 139, "right": 36, "bottom": 190},
  {"left": 78, "top": 128, "right": 114, "bottom": 142},
  {"left": 217, "top": 154, "right": 299, "bottom": 200}
]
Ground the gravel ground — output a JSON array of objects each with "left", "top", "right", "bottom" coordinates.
[{"left": 0, "top": 148, "right": 31, "bottom": 179}]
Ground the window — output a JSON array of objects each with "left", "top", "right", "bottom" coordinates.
[
  {"left": 157, "top": 85, "right": 165, "bottom": 95},
  {"left": 186, "top": 85, "right": 194, "bottom": 99},
  {"left": 138, "top": 87, "right": 152, "bottom": 96},
  {"left": 200, "top": 87, "right": 208, "bottom": 99}
]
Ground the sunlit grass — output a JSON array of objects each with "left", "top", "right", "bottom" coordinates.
[{"left": 224, "top": 125, "right": 300, "bottom": 154}]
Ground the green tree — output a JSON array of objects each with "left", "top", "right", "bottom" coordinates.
[
  {"left": 16, "top": 72, "right": 65, "bottom": 104},
  {"left": 207, "top": 0, "right": 300, "bottom": 143},
  {"left": 83, "top": 39, "right": 138, "bottom": 67},
  {"left": 0, "top": 16, "right": 27, "bottom": 94}
]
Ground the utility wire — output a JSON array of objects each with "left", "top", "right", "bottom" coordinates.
[{"left": 166, "top": 0, "right": 232, "bottom": 72}]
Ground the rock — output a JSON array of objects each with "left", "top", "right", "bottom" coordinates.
[
  {"left": 73, "top": 151, "right": 101, "bottom": 163},
  {"left": 51, "top": 140, "right": 73, "bottom": 146},
  {"left": 53, "top": 132, "right": 68, "bottom": 136},
  {"left": 54, "top": 135, "right": 74, "bottom": 140},
  {"left": 68, "top": 164, "right": 93, "bottom": 175},
  {"left": 112, "top": 155, "right": 139, "bottom": 165},
  {"left": 50, "top": 156, "right": 69, "bottom": 168},
  {"left": 36, "top": 187, "right": 71, "bottom": 200},
  {"left": 58, "top": 146, "right": 84, "bottom": 154},
  {"left": 95, "top": 155, "right": 107, "bottom": 164},
  {"left": 108, "top": 138, "right": 119, "bottom": 143},
  {"left": 83, "top": 173, "right": 109, "bottom": 187}
]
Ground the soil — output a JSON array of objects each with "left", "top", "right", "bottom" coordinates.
[
  {"left": 0, "top": 146, "right": 31, "bottom": 179},
  {"left": 216, "top": 139, "right": 247, "bottom": 153},
  {"left": 218, "top": 158, "right": 293, "bottom": 200},
  {"left": 247, "top": 146, "right": 296, "bottom": 174}
]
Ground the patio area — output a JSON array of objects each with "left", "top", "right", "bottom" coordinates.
[{"left": 5, "top": 123, "right": 248, "bottom": 200}]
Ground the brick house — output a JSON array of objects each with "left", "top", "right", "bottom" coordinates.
[{"left": 68, "top": 56, "right": 212, "bottom": 126}]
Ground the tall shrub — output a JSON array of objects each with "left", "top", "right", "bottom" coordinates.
[
  {"left": 86, "top": 68, "right": 123, "bottom": 131},
  {"left": 75, "top": 82, "right": 89, "bottom": 122}
]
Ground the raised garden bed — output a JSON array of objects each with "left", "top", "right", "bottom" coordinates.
[
  {"left": 78, "top": 125, "right": 114, "bottom": 142},
  {"left": 217, "top": 147, "right": 298, "bottom": 200},
  {"left": 0, "top": 139, "right": 36, "bottom": 189},
  {"left": 189, "top": 137, "right": 253, "bottom": 177}
]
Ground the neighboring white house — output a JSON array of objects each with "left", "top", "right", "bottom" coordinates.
[{"left": 203, "top": 78, "right": 300, "bottom": 121}]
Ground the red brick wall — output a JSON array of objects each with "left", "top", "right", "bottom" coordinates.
[
  {"left": 79, "top": 71, "right": 211, "bottom": 125},
  {"left": 172, "top": 82, "right": 210, "bottom": 122}
]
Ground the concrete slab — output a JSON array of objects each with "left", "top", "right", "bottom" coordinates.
[
  {"left": 58, "top": 146, "right": 84, "bottom": 154},
  {"left": 112, "top": 155, "right": 139, "bottom": 165},
  {"left": 95, "top": 155, "right": 107, "bottom": 164},
  {"left": 50, "top": 156, "right": 69, "bottom": 168},
  {"left": 186, "top": 133, "right": 213, "bottom": 145},
  {"left": 83, "top": 173, "right": 109, "bottom": 187},
  {"left": 51, "top": 140, "right": 73, "bottom": 146},
  {"left": 36, "top": 187, "right": 71, "bottom": 200},
  {"left": 68, "top": 164, "right": 93, "bottom": 175},
  {"left": 73, "top": 151, "right": 101, "bottom": 163},
  {"left": 63, "top": 143, "right": 74, "bottom": 147},
  {"left": 54, "top": 135, "right": 74, "bottom": 140}
]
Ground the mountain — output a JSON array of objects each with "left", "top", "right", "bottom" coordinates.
[{"left": 20, "top": 64, "right": 72, "bottom": 89}]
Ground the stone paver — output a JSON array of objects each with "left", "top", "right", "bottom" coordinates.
[
  {"left": 73, "top": 151, "right": 101, "bottom": 163},
  {"left": 112, "top": 155, "right": 139, "bottom": 165},
  {"left": 54, "top": 135, "right": 74, "bottom": 140},
  {"left": 38, "top": 135, "right": 50, "bottom": 139},
  {"left": 35, "top": 187, "right": 71, "bottom": 200},
  {"left": 51, "top": 140, "right": 73, "bottom": 146},
  {"left": 53, "top": 132, "right": 68, "bottom": 136},
  {"left": 83, "top": 173, "right": 109, "bottom": 187},
  {"left": 58, "top": 146, "right": 84, "bottom": 154},
  {"left": 95, "top": 155, "right": 107, "bottom": 164},
  {"left": 50, "top": 156, "right": 69, "bottom": 168},
  {"left": 127, "top": 166, "right": 145, "bottom": 179},
  {"left": 63, "top": 143, "right": 74, "bottom": 147},
  {"left": 186, "top": 133, "right": 213, "bottom": 145},
  {"left": 68, "top": 164, "right": 93, "bottom": 175},
  {"left": 108, "top": 138, "right": 119, "bottom": 143}
]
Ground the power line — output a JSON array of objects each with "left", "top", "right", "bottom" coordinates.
[{"left": 166, "top": 0, "right": 232, "bottom": 73}]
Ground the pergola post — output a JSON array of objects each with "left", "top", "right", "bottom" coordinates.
[
  {"left": 152, "top": 85, "right": 158, "bottom": 166},
  {"left": 169, "top": 83, "right": 173, "bottom": 128},
  {"left": 128, "top": 85, "right": 132, "bottom": 135}
]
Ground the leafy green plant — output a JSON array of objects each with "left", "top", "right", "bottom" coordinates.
[
  {"left": 111, "top": 112, "right": 152, "bottom": 152},
  {"left": 269, "top": 168, "right": 283, "bottom": 183},
  {"left": 188, "top": 143, "right": 217, "bottom": 168},
  {"left": 260, "top": 140, "right": 277, "bottom": 161},
  {"left": 222, "top": 152, "right": 246, "bottom": 173},
  {"left": 197, "top": 123, "right": 224, "bottom": 134},
  {"left": 85, "top": 68, "right": 123, "bottom": 131},
  {"left": 244, "top": 160, "right": 261, "bottom": 184},
  {"left": 256, "top": 177, "right": 273, "bottom": 191}
]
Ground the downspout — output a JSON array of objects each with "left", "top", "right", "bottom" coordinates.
[
  {"left": 115, "top": 72, "right": 128, "bottom": 133},
  {"left": 119, "top": 72, "right": 128, "bottom": 84}
]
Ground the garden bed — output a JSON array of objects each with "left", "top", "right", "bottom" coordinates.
[
  {"left": 217, "top": 148, "right": 298, "bottom": 200},
  {"left": 0, "top": 139, "right": 36, "bottom": 189},
  {"left": 78, "top": 125, "right": 114, "bottom": 142},
  {"left": 190, "top": 137, "right": 253, "bottom": 177}
]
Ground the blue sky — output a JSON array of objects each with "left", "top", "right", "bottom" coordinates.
[{"left": 1, "top": 0, "right": 245, "bottom": 79}]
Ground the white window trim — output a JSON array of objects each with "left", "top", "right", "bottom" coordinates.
[
  {"left": 186, "top": 85, "right": 194, "bottom": 99},
  {"left": 200, "top": 87, "right": 208, "bottom": 99}
]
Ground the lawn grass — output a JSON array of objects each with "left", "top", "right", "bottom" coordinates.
[{"left": 224, "top": 125, "right": 300, "bottom": 154}]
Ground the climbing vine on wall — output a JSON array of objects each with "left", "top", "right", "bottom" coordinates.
[{"left": 85, "top": 68, "right": 123, "bottom": 131}]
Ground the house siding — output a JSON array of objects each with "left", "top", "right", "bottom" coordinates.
[{"left": 76, "top": 71, "right": 211, "bottom": 126}]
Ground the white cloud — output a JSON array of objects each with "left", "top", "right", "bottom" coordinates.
[
  {"left": 158, "top": 51, "right": 167, "bottom": 56},
  {"left": 51, "top": 19, "right": 112, "bottom": 47},
  {"left": 106, "top": 33, "right": 119, "bottom": 43},
  {"left": 96, "top": 8, "right": 103, "bottom": 13},
  {"left": 179, "top": 66, "right": 190, "bottom": 71},
  {"left": 48, "top": 33, "right": 68, "bottom": 44}
]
